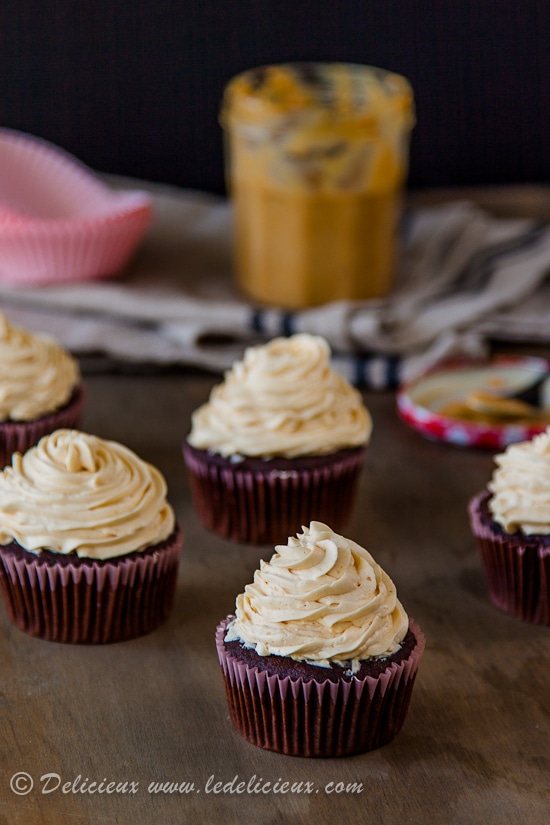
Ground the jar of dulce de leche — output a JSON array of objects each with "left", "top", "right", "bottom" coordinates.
[{"left": 220, "top": 62, "right": 415, "bottom": 309}]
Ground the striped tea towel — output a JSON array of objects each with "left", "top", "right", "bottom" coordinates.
[{"left": 1, "top": 182, "right": 549, "bottom": 389}]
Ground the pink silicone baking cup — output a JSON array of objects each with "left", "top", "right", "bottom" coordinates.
[
  {"left": 0, "top": 525, "right": 183, "bottom": 643},
  {"left": 468, "top": 490, "right": 550, "bottom": 625},
  {"left": 0, "top": 384, "right": 85, "bottom": 468},
  {"left": 216, "top": 616, "right": 425, "bottom": 757},
  {"left": 183, "top": 443, "right": 366, "bottom": 544},
  {"left": 0, "top": 128, "right": 152, "bottom": 285}
]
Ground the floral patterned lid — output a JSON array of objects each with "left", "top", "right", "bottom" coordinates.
[{"left": 397, "top": 356, "right": 550, "bottom": 449}]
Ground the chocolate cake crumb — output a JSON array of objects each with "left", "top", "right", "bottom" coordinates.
[{"left": 224, "top": 628, "right": 417, "bottom": 683}]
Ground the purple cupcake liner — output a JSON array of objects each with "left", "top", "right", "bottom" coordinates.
[
  {"left": 0, "top": 384, "right": 85, "bottom": 468},
  {"left": 0, "top": 524, "right": 183, "bottom": 643},
  {"left": 468, "top": 490, "right": 550, "bottom": 625},
  {"left": 183, "top": 442, "right": 366, "bottom": 544},
  {"left": 216, "top": 616, "right": 425, "bottom": 757}
]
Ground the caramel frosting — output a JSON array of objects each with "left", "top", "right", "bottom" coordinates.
[
  {"left": 0, "top": 429, "right": 176, "bottom": 559},
  {"left": 225, "top": 521, "right": 408, "bottom": 670},
  {"left": 188, "top": 334, "right": 372, "bottom": 458},
  {"left": 0, "top": 312, "right": 80, "bottom": 422},
  {"left": 488, "top": 427, "right": 550, "bottom": 535}
]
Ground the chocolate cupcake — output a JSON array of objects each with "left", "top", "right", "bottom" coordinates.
[
  {"left": 0, "top": 429, "right": 183, "bottom": 643},
  {"left": 216, "top": 521, "right": 425, "bottom": 757},
  {"left": 183, "top": 334, "right": 371, "bottom": 543},
  {"left": 469, "top": 427, "right": 550, "bottom": 625},
  {"left": 0, "top": 311, "right": 84, "bottom": 467}
]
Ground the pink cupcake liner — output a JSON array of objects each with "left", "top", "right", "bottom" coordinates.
[
  {"left": 0, "top": 524, "right": 183, "bottom": 643},
  {"left": 0, "top": 128, "right": 152, "bottom": 285},
  {"left": 468, "top": 490, "right": 550, "bottom": 625},
  {"left": 183, "top": 443, "right": 366, "bottom": 544},
  {"left": 216, "top": 616, "right": 425, "bottom": 757},
  {"left": 0, "top": 384, "right": 85, "bottom": 468}
]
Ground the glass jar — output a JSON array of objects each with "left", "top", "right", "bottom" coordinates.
[{"left": 221, "top": 62, "right": 415, "bottom": 309}]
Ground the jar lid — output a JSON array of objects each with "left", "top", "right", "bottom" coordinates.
[{"left": 396, "top": 356, "right": 550, "bottom": 449}]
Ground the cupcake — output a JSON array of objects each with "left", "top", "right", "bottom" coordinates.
[
  {"left": 216, "top": 521, "right": 425, "bottom": 757},
  {"left": 183, "top": 334, "right": 372, "bottom": 543},
  {"left": 0, "top": 311, "right": 84, "bottom": 467},
  {"left": 0, "top": 429, "right": 183, "bottom": 643},
  {"left": 468, "top": 427, "right": 550, "bottom": 625}
]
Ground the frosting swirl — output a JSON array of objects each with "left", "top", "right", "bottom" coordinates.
[
  {"left": 0, "top": 312, "right": 80, "bottom": 422},
  {"left": 225, "top": 521, "right": 408, "bottom": 669},
  {"left": 188, "top": 334, "right": 371, "bottom": 457},
  {"left": 488, "top": 427, "right": 550, "bottom": 535},
  {"left": 0, "top": 429, "right": 176, "bottom": 559}
]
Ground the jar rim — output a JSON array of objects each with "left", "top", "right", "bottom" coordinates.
[{"left": 220, "top": 62, "right": 415, "bottom": 132}]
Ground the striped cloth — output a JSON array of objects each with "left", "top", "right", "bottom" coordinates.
[{"left": 1, "top": 182, "right": 549, "bottom": 389}]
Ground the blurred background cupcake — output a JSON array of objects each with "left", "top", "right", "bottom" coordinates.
[
  {"left": 216, "top": 521, "right": 425, "bottom": 757},
  {"left": 0, "top": 429, "right": 183, "bottom": 643},
  {"left": 469, "top": 428, "right": 550, "bottom": 625},
  {"left": 183, "top": 333, "right": 372, "bottom": 543},
  {"left": 0, "top": 310, "right": 84, "bottom": 466}
]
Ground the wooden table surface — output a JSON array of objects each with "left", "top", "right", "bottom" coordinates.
[
  {"left": 1, "top": 185, "right": 550, "bottom": 825},
  {"left": 1, "top": 370, "right": 548, "bottom": 825}
]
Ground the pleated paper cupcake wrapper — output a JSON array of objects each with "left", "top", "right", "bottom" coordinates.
[
  {"left": 183, "top": 444, "right": 366, "bottom": 544},
  {"left": 0, "top": 127, "right": 152, "bottom": 285},
  {"left": 0, "top": 525, "right": 183, "bottom": 644},
  {"left": 0, "top": 385, "right": 85, "bottom": 468},
  {"left": 469, "top": 491, "right": 550, "bottom": 626},
  {"left": 0, "top": 203, "right": 152, "bottom": 285},
  {"left": 216, "top": 617, "right": 426, "bottom": 758}
]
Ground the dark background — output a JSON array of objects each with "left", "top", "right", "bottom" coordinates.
[{"left": 1, "top": 1, "right": 549, "bottom": 195}]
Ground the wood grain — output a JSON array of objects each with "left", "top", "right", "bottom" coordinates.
[
  {"left": 1, "top": 184, "right": 549, "bottom": 824},
  {"left": 0, "top": 372, "right": 548, "bottom": 825}
]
